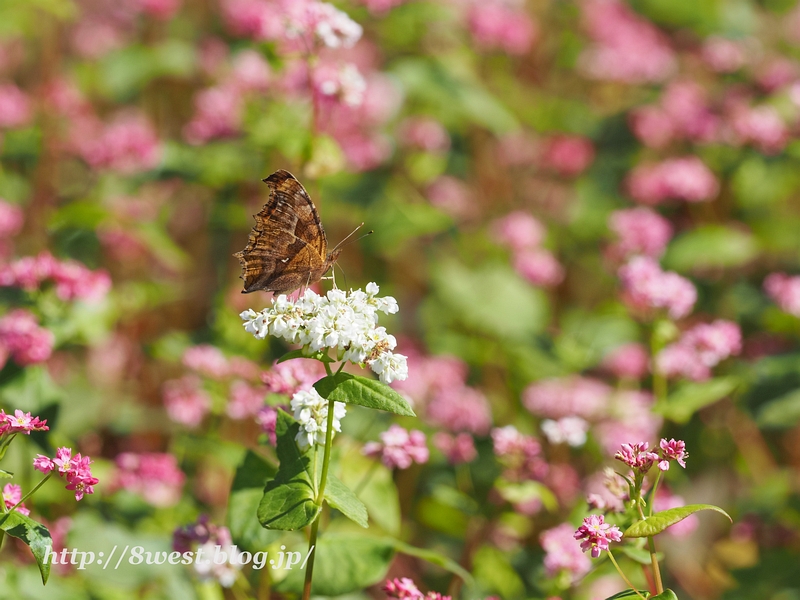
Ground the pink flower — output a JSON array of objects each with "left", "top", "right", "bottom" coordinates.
[
  {"left": 355, "top": 0, "right": 407, "bottom": 15},
  {"left": 76, "top": 112, "right": 162, "bottom": 174},
  {"left": 618, "top": 256, "right": 697, "bottom": 320},
  {"left": 658, "top": 438, "right": 687, "bottom": 471},
  {"left": 227, "top": 380, "right": 265, "bottom": 419},
  {"left": 383, "top": 577, "right": 422, "bottom": 599},
  {"left": 70, "top": 19, "right": 126, "bottom": 59},
  {"left": 163, "top": 376, "right": 212, "bottom": 428},
  {"left": 53, "top": 447, "right": 73, "bottom": 474},
  {"left": 629, "top": 106, "right": 675, "bottom": 148},
  {"left": 594, "top": 391, "right": 661, "bottom": 455},
  {"left": 656, "top": 320, "right": 741, "bottom": 380},
  {"left": 1, "top": 409, "right": 49, "bottom": 434},
  {"left": 541, "top": 523, "right": 592, "bottom": 581},
  {"left": 491, "top": 425, "right": 548, "bottom": 481},
  {"left": 574, "top": 514, "right": 623, "bottom": 558},
  {"left": 0, "top": 309, "right": 55, "bottom": 366},
  {"left": 183, "top": 345, "right": 229, "bottom": 379},
  {"left": 764, "top": 272, "right": 800, "bottom": 316},
  {"left": 426, "top": 386, "right": 492, "bottom": 435},
  {"left": 33, "top": 455, "right": 55, "bottom": 473},
  {"left": 579, "top": 0, "right": 676, "bottom": 83},
  {"left": 255, "top": 405, "right": 279, "bottom": 445},
  {"left": 426, "top": 176, "right": 474, "bottom": 219},
  {"left": 220, "top": 0, "right": 273, "bottom": 40},
  {"left": 2, "top": 484, "right": 29, "bottom": 516},
  {"left": 313, "top": 62, "right": 366, "bottom": 108},
  {"left": 362, "top": 424, "right": 429, "bottom": 469},
  {"left": 113, "top": 452, "right": 186, "bottom": 507},
  {"left": 627, "top": 157, "right": 719, "bottom": 205},
  {"left": 0, "top": 199, "right": 23, "bottom": 237},
  {"left": 491, "top": 211, "right": 545, "bottom": 251},
  {"left": 184, "top": 85, "right": 243, "bottom": 145},
  {"left": 34, "top": 447, "right": 99, "bottom": 501},
  {"left": 261, "top": 359, "right": 325, "bottom": 396},
  {"left": 230, "top": 49, "right": 271, "bottom": 93},
  {"left": 602, "top": 343, "right": 649, "bottom": 379},
  {"left": 730, "top": 105, "right": 788, "bottom": 154},
  {"left": 539, "top": 135, "right": 595, "bottom": 177},
  {"left": 523, "top": 376, "right": 611, "bottom": 420},
  {"left": 0, "top": 252, "right": 110, "bottom": 302},
  {"left": 513, "top": 249, "right": 565, "bottom": 287},
  {"left": 0, "top": 84, "right": 32, "bottom": 128},
  {"left": 467, "top": 3, "right": 538, "bottom": 56},
  {"left": 391, "top": 348, "right": 467, "bottom": 404},
  {"left": 433, "top": 432, "right": 477, "bottom": 464},
  {"left": 607, "top": 207, "right": 673, "bottom": 259},
  {"left": 398, "top": 117, "right": 450, "bottom": 153},
  {"left": 138, "top": 0, "right": 182, "bottom": 20},
  {"left": 614, "top": 441, "right": 659, "bottom": 472},
  {"left": 702, "top": 36, "right": 747, "bottom": 73}
]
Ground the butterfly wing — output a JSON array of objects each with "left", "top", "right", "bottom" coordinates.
[{"left": 234, "top": 170, "right": 329, "bottom": 295}]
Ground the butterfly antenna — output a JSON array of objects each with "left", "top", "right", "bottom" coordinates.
[{"left": 331, "top": 223, "right": 374, "bottom": 253}]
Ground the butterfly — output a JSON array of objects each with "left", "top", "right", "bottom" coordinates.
[{"left": 234, "top": 170, "right": 342, "bottom": 295}]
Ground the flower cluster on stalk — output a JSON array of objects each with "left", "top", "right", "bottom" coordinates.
[
  {"left": 240, "top": 283, "right": 408, "bottom": 384},
  {"left": 615, "top": 438, "right": 688, "bottom": 473},
  {"left": 573, "top": 514, "right": 623, "bottom": 558},
  {"left": 33, "top": 447, "right": 100, "bottom": 501}
]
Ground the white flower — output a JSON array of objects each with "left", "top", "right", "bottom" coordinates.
[
  {"left": 541, "top": 417, "right": 589, "bottom": 447},
  {"left": 290, "top": 388, "right": 346, "bottom": 448},
  {"left": 241, "top": 284, "right": 408, "bottom": 383}
]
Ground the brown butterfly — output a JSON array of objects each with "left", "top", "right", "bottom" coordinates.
[{"left": 234, "top": 170, "right": 342, "bottom": 295}]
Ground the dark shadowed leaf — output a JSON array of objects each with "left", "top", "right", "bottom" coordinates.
[
  {"left": 324, "top": 473, "right": 368, "bottom": 528},
  {"left": 0, "top": 511, "right": 52, "bottom": 584}
]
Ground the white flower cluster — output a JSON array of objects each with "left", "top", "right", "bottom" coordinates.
[
  {"left": 240, "top": 283, "right": 409, "bottom": 384},
  {"left": 285, "top": 2, "right": 363, "bottom": 49},
  {"left": 318, "top": 63, "right": 367, "bottom": 107},
  {"left": 290, "top": 388, "right": 346, "bottom": 448}
]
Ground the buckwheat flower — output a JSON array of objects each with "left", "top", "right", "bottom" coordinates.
[
  {"left": 183, "top": 345, "right": 230, "bottom": 379},
  {"left": 383, "top": 577, "right": 422, "bottom": 598},
  {"left": 0, "top": 84, "right": 32, "bottom": 128},
  {"left": 541, "top": 523, "right": 592, "bottom": 581},
  {"left": 284, "top": 1, "right": 362, "bottom": 49},
  {"left": 523, "top": 376, "right": 611, "bottom": 420},
  {"left": 52, "top": 447, "right": 74, "bottom": 474},
  {"left": 627, "top": 157, "right": 719, "bottom": 204},
  {"left": 256, "top": 405, "right": 280, "bottom": 445},
  {"left": 618, "top": 256, "right": 697, "bottom": 320},
  {"left": 615, "top": 442, "right": 659, "bottom": 472},
  {"left": 184, "top": 85, "right": 243, "bottom": 145},
  {"left": 427, "top": 386, "right": 492, "bottom": 435},
  {"left": 2, "top": 484, "right": 29, "bottom": 516},
  {"left": 290, "top": 388, "right": 346, "bottom": 448},
  {"left": 426, "top": 175, "right": 475, "bottom": 219},
  {"left": 65, "top": 453, "right": 100, "bottom": 501},
  {"left": 658, "top": 438, "right": 687, "bottom": 471},
  {"left": 602, "top": 343, "right": 649, "bottom": 379},
  {"left": 162, "top": 376, "right": 212, "bottom": 428},
  {"left": 656, "top": 320, "right": 741, "bottom": 380},
  {"left": 730, "top": 105, "right": 788, "bottom": 154},
  {"left": 433, "top": 432, "right": 477, "bottom": 464},
  {"left": 175, "top": 516, "right": 241, "bottom": 586},
  {"left": 33, "top": 455, "right": 54, "bottom": 473},
  {"left": 702, "top": 36, "right": 747, "bottom": 73},
  {"left": 240, "top": 284, "right": 407, "bottom": 384},
  {"left": 1, "top": 409, "right": 49, "bottom": 434},
  {"left": 764, "top": 272, "right": 800, "bottom": 317},
  {"left": 607, "top": 207, "right": 673, "bottom": 260},
  {"left": 513, "top": 249, "right": 565, "bottom": 287},
  {"left": 314, "top": 62, "right": 367, "bottom": 107},
  {"left": 138, "top": 0, "right": 182, "bottom": 20},
  {"left": 541, "top": 417, "right": 589, "bottom": 447},
  {"left": 227, "top": 380, "right": 266, "bottom": 419},
  {"left": 230, "top": 49, "right": 271, "bottom": 93},
  {"left": 398, "top": 117, "right": 450, "bottom": 153},
  {"left": 574, "top": 514, "right": 623, "bottom": 558},
  {"left": 262, "top": 359, "right": 325, "bottom": 396},
  {"left": 491, "top": 425, "right": 548, "bottom": 481},
  {"left": 491, "top": 211, "right": 545, "bottom": 251},
  {"left": 0, "top": 199, "right": 23, "bottom": 238},
  {"left": 363, "top": 424, "right": 429, "bottom": 469},
  {"left": 467, "top": 2, "right": 538, "bottom": 56},
  {"left": 76, "top": 112, "right": 162, "bottom": 174},
  {"left": 0, "top": 309, "right": 55, "bottom": 366},
  {"left": 113, "top": 452, "right": 186, "bottom": 507},
  {"left": 539, "top": 135, "right": 595, "bottom": 177}
]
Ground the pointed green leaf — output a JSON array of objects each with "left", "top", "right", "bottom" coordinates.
[
  {"left": 229, "top": 451, "right": 281, "bottom": 550},
  {"left": 0, "top": 468, "right": 12, "bottom": 479},
  {"left": 392, "top": 539, "right": 474, "bottom": 586},
  {"left": 257, "top": 410, "right": 320, "bottom": 530},
  {"left": 274, "top": 533, "right": 395, "bottom": 596},
  {"left": 277, "top": 349, "right": 333, "bottom": 364},
  {"left": 651, "top": 590, "right": 679, "bottom": 600},
  {"left": 324, "top": 473, "right": 368, "bottom": 528},
  {"left": 314, "top": 373, "right": 415, "bottom": 416},
  {"left": 604, "top": 591, "right": 650, "bottom": 600},
  {"left": 656, "top": 377, "right": 740, "bottom": 424},
  {"left": 625, "top": 504, "right": 732, "bottom": 538},
  {"left": 0, "top": 511, "right": 52, "bottom": 584}
]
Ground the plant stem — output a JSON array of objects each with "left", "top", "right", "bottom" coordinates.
[
  {"left": 302, "top": 396, "right": 337, "bottom": 600},
  {"left": 648, "top": 471, "right": 663, "bottom": 517},
  {"left": 648, "top": 535, "right": 664, "bottom": 594},
  {"left": 9, "top": 473, "right": 52, "bottom": 512},
  {"left": 607, "top": 551, "right": 647, "bottom": 600}
]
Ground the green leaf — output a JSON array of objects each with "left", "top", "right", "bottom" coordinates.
[
  {"left": 257, "top": 411, "right": 320, "bottom": 530},
  {"left": 651, "top": 590, "right": 679, "bottom": 600},
  {"left": 624, "top": 504, "right": 732, "bottom": 538},
  {"left": 228, "top": 451, "right": 281, "bottom": 550},
  {"left": 274, "top": 533, "right": 395, "bottom": 596},
  {"left": 277, "top": 349, "right": 333, "bottom": 364},
  {"left": 664, "top": 225, "right": 759, "bottom": 272},
  {"left": 0, "top": 468, "right": 12, "bottom": 478},
  {"left": 0, "top": 511, "right": 52, "bottom": 584},
  {"left": 391, "top": 539, "right": 474, "bottom": 586},
  {"left": 656, "top": 377, "right": 740, "bottom": 424},
  {"left": 757, "top": 388, "right": 800, "bottom": 429},
  {"left": 324, "top": 473, "right": 368, "bottom": 528},
  {"left": 604, "top": 590, "right": 651, "bottom": 600},
  {"left": 314, "top": 373, "right": 415, "bottom": 416}
]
